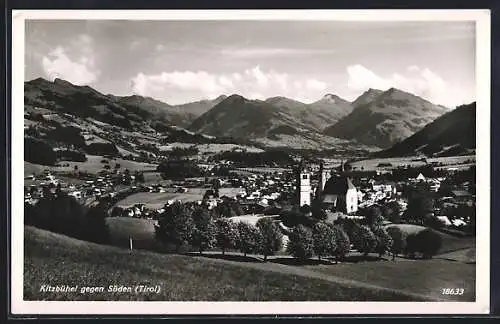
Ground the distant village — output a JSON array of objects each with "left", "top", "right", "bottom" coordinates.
[{"left": 24, "top": 151, "right": 476, "bottom": 235}]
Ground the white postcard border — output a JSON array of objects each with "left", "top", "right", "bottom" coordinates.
[{"left": 10, "top": 9, "right": 491, "bottom": 315}]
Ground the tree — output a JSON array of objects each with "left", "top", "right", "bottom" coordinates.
[
  {"left": 405, "top": 195, "right": 434, "bottom": 224},
  {"left": 27, "top": 191, "right": 87, "bottom": 239},
  {"left": 236, "top": 222, "right": 262, "bottom": 257},
  {"left": 407, "top": 228, "right": 442, "bottom": 259},
  {"left": 311, "top": 200, "right": 327, "bottom": 221},
  {"left": 386, "top": 226, "right": 407, "bottom": 261},
  {"left": 299, "top": 204, "right": 312, "bottom": 216},
  {"left": 312, "top": 222, "right": 337, "bottom": 261},
  {"left": 331, "top": 225, "right": 350, "bottom": 263},
  {"left": 155, "top": 202, "right": 194, "bottom": 253},
  {"left": 280, "top": 208, "right": 313, "bottom": 228},
  {"left": 111, "top": 206, "right": 124, "bottom": 217},
  {"left": 190, "top": 207, "right": 216, "bottom": 254},
  {"left": 382, "top": 201, "right": 402, "bottom": 224},
  {"left": 363, "top": 205, "right": 384, "bottom": 228},
  {"left": 287, "top": 224, "right": 314, "bottom": 262},
  {"left": 134, "top": 171, "right": 145, "bottom": 183},
  {"left": 85, "top": 203, "right": 110, "bottom": 244},
  {"left": 256, "top": 217, "right": 283, "bottom": 261},
  {"left": 373, "top": 226, "right": 393, "bottom": 259},
  {"left": 356, "top": 225, "right": 378, "bottom": 257},
  {"left": 24, "top": 137, "right": 57, "bottom": 166},
  {"left": 215, "top": 218, "right": 238, "bottom": 255}
]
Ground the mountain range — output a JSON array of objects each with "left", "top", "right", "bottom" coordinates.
[
  {"left": 323, "top": 87, "right": 449, "bottom": 149},
  {"left": 25, "top": 77, "right": 473, "bottom": 155},
  {"left": 375, "top": 102, "right": 476, "bottom": 157},
  {"left": 25, "top": 78, "right": 225, "bottom": 129}
]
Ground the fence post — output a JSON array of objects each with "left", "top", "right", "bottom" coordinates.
[{"left": 129, "top": 237, "right": 133, "bottom": 252}]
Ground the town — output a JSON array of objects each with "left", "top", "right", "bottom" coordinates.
[{"left": 24, "top": 142, "right": 476, "bottom": 254}]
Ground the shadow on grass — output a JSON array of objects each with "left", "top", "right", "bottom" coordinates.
[
  {"left": 270, "top": 258, "right": 336, "bottom": 266},
  {"left": 186, "top": 252, "right": 263, "bottom": 263}
]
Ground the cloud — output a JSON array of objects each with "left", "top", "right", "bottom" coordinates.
[
  {"left": 41, "top": 34, "right": 100, "bottom": 85},
  {"left": 131, "top": 66, "right": 330, "bottom": 104},
  {"left": 346, "top": 64, "right": 457, "bottom": 106},
  {"left": 220, "top": 47, "right": 337, "bottom": 58}
]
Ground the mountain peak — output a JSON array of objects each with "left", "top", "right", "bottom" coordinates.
[
  {"left": 53, "top": 78, "right": 76, "bottom": 88},
  {"left": 29, "top": 77, "right": 50, "bottom": 84},
  {"left": 225, "top": 94, "right": 246, "bottom": 103},
  {"left": 214, "top": 94, "right": 228, "bottom": 102},
  {"left": 322, "top": 93, "right": 339, "bottom": 102},
  {"left": 366, "top": 88, "right": 383, "bottom": 94}
]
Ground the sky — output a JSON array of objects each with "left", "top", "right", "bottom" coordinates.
[{"left": 25, "top": 20, "right": 476, "bottom": 107}]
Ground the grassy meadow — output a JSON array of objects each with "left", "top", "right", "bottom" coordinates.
[{"left": 24, "top": 226, "right": 428, "bottom": 301}]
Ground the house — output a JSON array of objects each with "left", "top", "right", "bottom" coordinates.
[{"left": 416, "top": 173, "right": 426, "bottom": 182}]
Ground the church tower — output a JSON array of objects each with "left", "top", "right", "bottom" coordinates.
[
  {"left": 296, "top": 160, "right": 311, "bottom": 207},
  {"left": 319, "top": 161, "right": 331, "bottom": 192}
]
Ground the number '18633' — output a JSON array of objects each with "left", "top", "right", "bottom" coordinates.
[{"left": 442, "top": 288, "right": 464, "bottom": 295}]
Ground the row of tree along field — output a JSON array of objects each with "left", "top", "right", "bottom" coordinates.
[{"left": 154, "top": 201, "right": 443, "bottom": 262}]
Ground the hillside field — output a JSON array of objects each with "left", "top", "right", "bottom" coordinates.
[
  {"left": 25, "top": 155, "right": 157, "bottom": 176},
  {"left": 350, "top": 155, "right": 475, "bottom": 171},
  {"left": 113, "top": 187, "right": 243, "bottom": 209},
  {"left": 24, "top": 226, "right": 427, "bottom": 301},
  {"left": 305, "top": 257, "right": 475, "bottom": 301},
  {"left": 385, "top": 224, "right": 476, "bottom": 254}
]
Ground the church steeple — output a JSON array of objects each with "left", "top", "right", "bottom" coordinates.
[{"left": 295, "top": 159, "right": 311, "bottom": 207}]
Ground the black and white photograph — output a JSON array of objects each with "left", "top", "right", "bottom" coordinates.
[{"left": 10, "top": 9, "right": 490, "bottom": 315}]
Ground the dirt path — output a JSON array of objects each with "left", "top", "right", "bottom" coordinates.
[{"left": 191, "top": 252, "right": 446, "bottom": 301}]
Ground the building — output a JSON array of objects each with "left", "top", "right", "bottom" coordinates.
[
  {"left": 322, "top": 175, "right": 358, "bottom": 214},
  {"left": 297, "top": 168, "right": 312, "bottom": 207}
]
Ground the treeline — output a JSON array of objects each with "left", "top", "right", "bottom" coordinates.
[
  {"left": 25, "top": 189, "right": 110, "bottom": 244},
  {"left": 156, "top": 159, "right": 205, "bottom": 179},
  {"left": 154, "top": 202, "right": 352, "bottom": 262},
  {"left": 154, "top": 201, "right": 443, "bottom": 262}
]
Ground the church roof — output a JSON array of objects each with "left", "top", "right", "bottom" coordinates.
[{"left": 323, "top": 176, "right": 356, "bottom": 195}]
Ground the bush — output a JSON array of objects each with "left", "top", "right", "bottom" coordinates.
[
  {"left": 236, "top": 222, "right": 262, "bottom": 257},
  {"left": 287, "top": 224, "right": 314, "bottom": 261},
  {"left": 312, "top": 222, "right": 337, "bottom": 261},
  {"left": 386, "top": 226, "right": 407, "bottom": 260},
  {"left": 215, "top": 218, "right": 238, "bottom": 255},
  {"left": 406, "top": 228, "right": 442, "bottom": 259},
  {"left": 256, "top": 217, "right": 283, "bottom": 261}
]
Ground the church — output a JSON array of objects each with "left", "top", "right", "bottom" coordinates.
[{"left": 296, "top": 161, "right": 358, "bottom": 214}]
